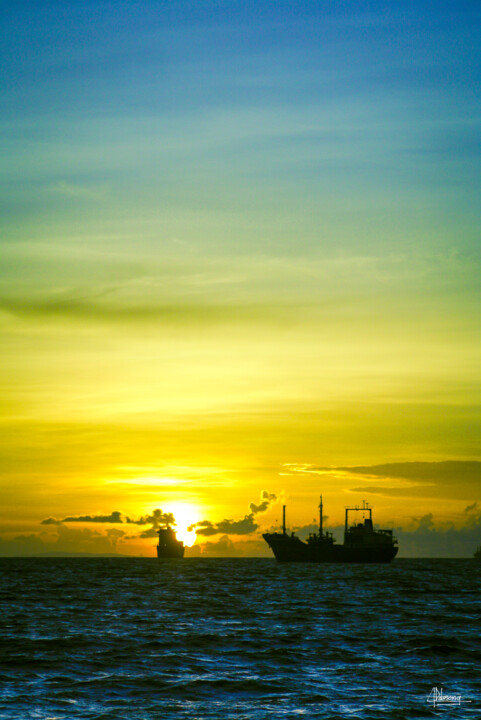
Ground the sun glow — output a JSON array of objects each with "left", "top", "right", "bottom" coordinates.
[
  {"left": 166, "top": 502, "right": 199, "bottom": 547},
  {"left": 176, "top": 526, "right": 197, "bottom": 547}
]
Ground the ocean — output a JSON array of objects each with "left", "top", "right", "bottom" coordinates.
[{"left": 0, "top": 558, "right": 479, "bottom": 719}]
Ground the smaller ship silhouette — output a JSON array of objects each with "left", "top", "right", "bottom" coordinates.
[
  {"left": 157, "top": 525, "right": 184, "bottom": 559},
  {"left": 263, "top": 496, "right": 398, "bottom": 563},
  {"left": 474, "top": 546, "right": 481, "bottom": 560}
]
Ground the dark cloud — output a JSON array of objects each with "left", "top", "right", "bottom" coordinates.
[
  {"left": 138, "top": 527, "right": 158, "bottom": 539},
  {"left": 131, "top": 509, "right": 176, "bottom": 538},
  {"left": 193, "top": 514, "right": 258, "bottom": 537},
  {"left": 40, "top": 509, "right": 177, "bottom": 537},
  {"left": 40, "top": 517, "right": 63, "bottom": 525},
  {"left": 42, "top": 511, "right": 123, "bottom": 524},
  {"left": 190, "top": 490, "right": 277, "bottom": 537},
  {"left": 125, "top": 516, "right": 149, "bottom": 525},
  {"left": 189, "top": 519, "right": 213, "bottom": 534},
  {"left": 250, "top": 490, "right": 277, "bottom": 514},
  {"left": 63, "top": 511, "right": 124, "bottom": 523},
  {"left": 465, "top": 501, "right": 479, "bottom": 513},
  {"left": 126, "top": 509, "right": 175, "bottom": 527}
]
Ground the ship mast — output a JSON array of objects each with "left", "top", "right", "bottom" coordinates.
[
  {"left": 282, "top": 505, "right": 286, "bottom": 535},
  {"left": 319, "top": 495, "right": 323, "bottom": 538}
]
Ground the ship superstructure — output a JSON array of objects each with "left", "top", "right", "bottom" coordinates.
[{"left": 157, "top": 526, "right": 185, "bottom": 559}]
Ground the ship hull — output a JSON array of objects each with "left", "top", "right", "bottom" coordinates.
[
  {"left": 157, "top": 544, "right": 184, "bottom": 559},
  {"left": 263, "top": 533, "right": 398, "bottom": 564}
]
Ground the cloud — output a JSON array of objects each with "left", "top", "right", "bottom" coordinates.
[
  {"left": 138, "top": 527, "right": 158, "bottom": 539},
  {"left": 293, "top": 523, "right": 322, "bottom": 541},
  {"left": 186, "top": 535, "right": 269, "bottom": 557},
  {"left": 62, "top": 511, "right": 124, "bottom": 523},
  {"left": 412, "top": 513, "right": 434, "bottom": 529},
  {"left": 127, "top": 509, "right": 176, "bottom": 538},
  {"left": 40, "top": 517, "right": 63, "bottom": 525},
  {"left": 191, "top": 535, "right": 238, "bottom": 556},
  {"left": 49, "top": 180, "right": 107, "bottom": 201},
  {"left": 0, "top": 525, "right": 127, "bottom": 556},
  {"left": 193, "top": 515, "right": 258, "bottom": 537},
  {"left": 38, "top": 507, "right": 181, "bottom": 546},
  {"left": 315, "top": 510, "right": 481, "bottom": 558},
  {"left": 288, "top": 461, "right": 481, "bottom": 500},
  {"left": 190, "top": 490, "right": 277, "bottom": 537},
  {"left": 126, "top": 509, "right": 176, "bottom": 538},
  {"left": 0, "top": 533, "right": 48, "bottom": 556},
  {"left": 40, "top": 508, "right": 177, "bottom": 537},
  {"left": 52, "top": 525, "right": 125, "bottom": 554},
  {"left": 41, "top": 511, "right": 123, "bottom": 524},
  {"left": 250, "top": 490, "right": 277, "bottom": 514},
  {"left": 465, "top": 501, "right": 479, "bottom": 513},
  {"left": 105, "top": 528, "right": 126, "bottom": 545},
  {"left": 3, "top": 510, "right": 481, "bottom": 558},
  {"left": 392, "top": 512, "right": 481, "bottom": 557},
  {"left": 125, "top": 509, "right": 175, "bottom": 527},
  {"left": 0, "top": 294, "right": 288, "bottom": 327}
]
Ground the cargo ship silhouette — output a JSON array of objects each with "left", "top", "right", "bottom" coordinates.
[
  {"left": 157, "top": 526, "right": 184, "bottom": 559},
  {"left": 263, "top": 497, "right": 398, "bottom": 563}
]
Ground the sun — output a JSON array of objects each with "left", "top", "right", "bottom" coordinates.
[{"left": 166, "top": 502, "right": 199, "bottom": 547}]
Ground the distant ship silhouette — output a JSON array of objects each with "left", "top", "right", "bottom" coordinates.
[
  {"left": 263, "top": 497, "right": 398, "bottom": 563},
  {"left": 157, "top": 526, "right": 184, "bottom": 559}
]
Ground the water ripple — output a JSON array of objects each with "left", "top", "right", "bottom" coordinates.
[{"left": 0, "top": 557, "right": 479, "bottom": 719}]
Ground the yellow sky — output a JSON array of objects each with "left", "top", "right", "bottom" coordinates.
[{"left": 1, "top": 2, "right": 480, "bottom": 557}]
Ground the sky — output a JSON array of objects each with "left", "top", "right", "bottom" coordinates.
[{"left": 1, "top": 0, "right": 480, "bottom": 557}]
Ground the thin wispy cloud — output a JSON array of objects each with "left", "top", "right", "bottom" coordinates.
[
  {"left": 284, "top": 461, "right": 481, "bottom": 502},
  {"left": 0, "top": 295, "right": 289, "bottom": 325}
]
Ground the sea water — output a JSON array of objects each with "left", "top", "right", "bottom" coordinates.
[{"left": 0, "top": 558, "right": 479, "bottom": 719}]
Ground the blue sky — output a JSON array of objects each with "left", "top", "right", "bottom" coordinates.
[{"left": 2, "top": 0, "right": 479, "bottom": 254}]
